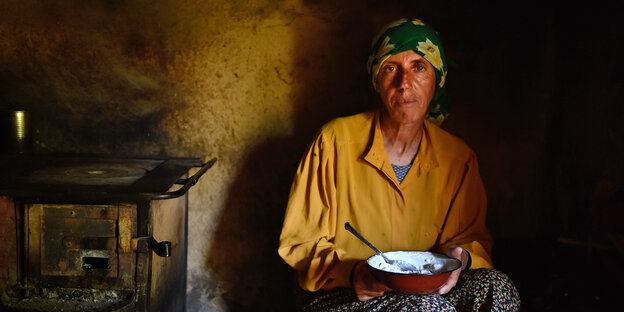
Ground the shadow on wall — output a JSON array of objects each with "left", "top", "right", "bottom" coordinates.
[
  {"left": 205, "top": 136, "right": 300, "bottom": 311},
  {"left": 205, "top": 3, "right": 374, "bottom": 311}
]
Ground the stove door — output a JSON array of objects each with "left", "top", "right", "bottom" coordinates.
[{"left": 26, "top": 203, "right": 136, "bottom": 300}]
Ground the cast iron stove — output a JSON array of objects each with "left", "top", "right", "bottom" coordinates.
[{"left": 0, "top": 154, "right": 216, "bottom": 312}]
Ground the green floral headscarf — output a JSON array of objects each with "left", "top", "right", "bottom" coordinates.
[{"left": 367, "top": 18, "right": 449, "bottom": 125}]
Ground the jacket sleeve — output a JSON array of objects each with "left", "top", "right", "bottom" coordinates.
[
  {"left": 277, "top": 131, "right": 358, "bottom": 291},
  {"left": 435, "top": 152, "right": 494, "bottom": 269}
]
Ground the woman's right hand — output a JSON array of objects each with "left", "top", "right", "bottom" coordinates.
[{"left": 351, "top": 261, "right": 392, "bottom": 301}]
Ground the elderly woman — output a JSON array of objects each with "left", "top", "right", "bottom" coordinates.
[{"left": 278, "top": 18, "right": 520, "bottom": 311}]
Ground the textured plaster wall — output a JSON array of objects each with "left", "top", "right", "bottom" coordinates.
[
  {"left": 0, "top": 0, "right": 622, "bottom": 311},
  {"left": 0, "top": 1, "right": 373, "bottom": 310}
]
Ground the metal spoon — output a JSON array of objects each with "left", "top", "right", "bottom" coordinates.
[{"left": 344, "top": 222, "right": 419, "bottom": 273}]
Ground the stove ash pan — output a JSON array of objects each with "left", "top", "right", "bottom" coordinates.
[{"left": 0, "top": 155, "right": 216, "bottom": 312}]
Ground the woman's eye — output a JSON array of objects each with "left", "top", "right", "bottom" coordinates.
[
  {"left": 416, "top": 65, "right": 425, "bottom": 71},
  {"left": 384, "top": 66, "right": 396, "bottom": 72}
]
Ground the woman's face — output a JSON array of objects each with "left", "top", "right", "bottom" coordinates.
[{"left": 375, "top": 50, "right": 436, "bottom": 126}]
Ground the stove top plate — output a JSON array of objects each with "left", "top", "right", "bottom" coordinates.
[{"left": 0, "top": 154, "right": 204, "bottom": 202}]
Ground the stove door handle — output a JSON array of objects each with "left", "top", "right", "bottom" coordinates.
[{"left": 132, "top": 236, "right": 171, "bottom": 257}]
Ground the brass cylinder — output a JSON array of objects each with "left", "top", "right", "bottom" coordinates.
[{"left": 2, "top": 109, "right": 32, "bottom": 154}]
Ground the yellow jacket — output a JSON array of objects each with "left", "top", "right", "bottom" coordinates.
[{"left": 278, "top": 110, "right": 493, "bottom": 291}]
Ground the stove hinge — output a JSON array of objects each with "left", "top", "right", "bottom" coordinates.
[
  {"left": 118, "top": 213, "right": 171, "bottom": 258},
  {"left": 131, "top": 237, "right": 171, "bottom": 257}
]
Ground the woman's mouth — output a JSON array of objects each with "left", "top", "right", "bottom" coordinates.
[{"left": 394, "top": 99, "right": 417, "bottom": 105}]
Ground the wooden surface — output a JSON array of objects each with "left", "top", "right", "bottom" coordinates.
[{"left": 0, "top": 197, "right": 18, "bottom": 291}]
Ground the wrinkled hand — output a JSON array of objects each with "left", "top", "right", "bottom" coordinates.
[
  {"left": 352, "top": 261, "right": 392, "bottom": 301},
  {"left": 437, "top": 245, "right": 469, "bottom": 294}
]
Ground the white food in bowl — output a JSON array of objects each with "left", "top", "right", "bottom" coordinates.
[{"left": 367, "top": 251, "right": 458, "bottom": 274}]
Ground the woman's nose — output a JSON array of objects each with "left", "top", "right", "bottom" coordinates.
[{"left": 395, "top": 68, "right": 412, "bottom": 90}]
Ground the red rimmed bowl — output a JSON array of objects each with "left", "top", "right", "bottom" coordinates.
[{"left": 366, "top": 251, "right": 461, "bottom": 294}]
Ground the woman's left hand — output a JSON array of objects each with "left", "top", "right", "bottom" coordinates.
[{"left": 437, "top": 245, "right": 469, "bottom": 294}]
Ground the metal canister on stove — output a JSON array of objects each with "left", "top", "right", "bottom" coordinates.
[{"left": 1, "top": 109, "right": 32, "bottom": 154}]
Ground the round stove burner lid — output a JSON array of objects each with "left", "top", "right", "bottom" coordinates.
[{"left": 28, "top": 164, "right": 149, "bottom": 186}]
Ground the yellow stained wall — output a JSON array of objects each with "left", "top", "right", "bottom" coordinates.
[{"left": 0, "top": 0, "right": 374, "bottom": 310}]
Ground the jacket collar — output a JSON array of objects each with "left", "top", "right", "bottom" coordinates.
[{"left": 363, "top": 110, "right": 439, "bottom": 180}]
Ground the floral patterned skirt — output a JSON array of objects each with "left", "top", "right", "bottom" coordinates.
[{"left": 296, "top": 269, "right": 520, "bottom": 312}]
